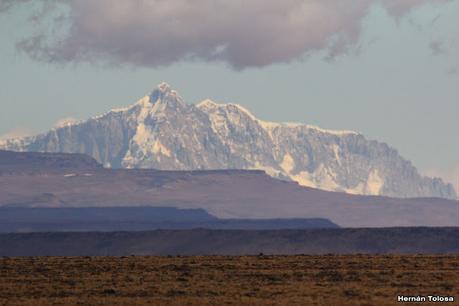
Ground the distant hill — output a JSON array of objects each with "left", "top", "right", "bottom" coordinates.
[
  {"left": 0, "top": 207, "right": 338, "bottom": 233},
  {"left": 0, "top": 150, "right": 102, "bottom": 174},
  {"left": 1, "top": 150, "right": 459, "bottom": 227},
  {"left": 2, "top": 228, "right": 459, "bottom": 256},
  {"left": 1, "top": 83, "right": 455, "bottom": 199}
]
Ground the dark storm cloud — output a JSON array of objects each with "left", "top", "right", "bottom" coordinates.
[{"left": 0, "top": 0, "right": 450, "bottom": 69}]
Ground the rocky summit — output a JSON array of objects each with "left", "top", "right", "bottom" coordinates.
[{"left": 0, "top": 83, "right": 456, "bottom": 199}]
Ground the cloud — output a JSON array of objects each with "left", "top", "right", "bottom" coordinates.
[
  {"left": 447, "top": 66, "right": 459, "bottom": 75},
  {"left": 0, "top": 0, "right": 27, "bottom": 12},
  {"left": 0, "top": 127, "right": 35, "bottom": 140},
  {"left": 1, "top": 0, "right": 450, "bottom": 69},
  {"left": 429, "top": 40, "right": 447, "bottom": 55},
  {"left": 382, "top": 0, "right": 448, "bottom": 18}
]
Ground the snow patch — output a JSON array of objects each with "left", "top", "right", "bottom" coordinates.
[
  {"left": 365, "top": 169, "right": 384, "bottom": 195},
  {"left": 257, "top": 119, "right": 357, "bottom": 136},
  {"left": 158, "top": 82, "right": 171, "bottom": 93},
  {"left": 152, "top": 140, "right": 172, "bottom": 157},
  {"left": 332, "top": 144, "right": 341, "bottom": 165},
  {"left": 197, "top": 99, "right": 219, "bottom": 109},
  {"left": 280, "top": 154, "right": 295, "bottom": 173},
  {"left": 197, "top": 99, "right": 358, "bottom": 137},
  {"left": 290, "top": 165, "right": 338, "bottom": 190},
  {"left": 252, "top": 162, "right": 282, "bottom": 178},
  {"left": 258, "top": 120, "right": 281, "bottom": 131},
  {"left": 306, "top": 125, "right": 358, "bottom": 136},
  {"left": 204, "top": 107, "right": 229, "bottom": 136},
  {"left": 314, "top": 164, "right": 340, "bottom": 191},
  {"left": 346, "top": 183, "right": 365, "bottom": 195},
  {"left": 197, "top": 100, "right": 257, "bottom": 121},
  {"left": 54, "top": 117, "right": 81, "bottom": 128},
  {"left": 133, "top": 123, "right": 150, "bottom": 144},
  {"left": 110, "top": 106, "right": 130, "bottom": 113},
  {"left": 291, "top": 171, "right": 316, "bottom": 188},
  {"left": 345, "top": 169, "right": 384, "bottom": 195},
  {"left": 229, "top": 103, "right": 257, "bottom": 121}
]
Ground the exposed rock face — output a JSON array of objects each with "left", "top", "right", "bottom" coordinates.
[{"left": 1, "top": 83, "right": 456, "bottom": 199}]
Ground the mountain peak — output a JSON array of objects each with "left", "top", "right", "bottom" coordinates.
[
  {"left": 197, "top": 99, "right": 219, "bottom": 109},
  {"left": 149, "top": 82, "right": 173, "bottom": 101},
  {"left": 147, "top": 82, "right": 185, "bottom": 106},
  {"left": 228, "top": 103, "right": 257, "bottom": 120},
  {"left": 1, "top": 84, "right": 456, "bottom": 200},
  {"left": 197, "top": 99, "right": 257, "bottom": 120},
  {"left": 157, "top": 82, "right": 171, "bottom": 93}
]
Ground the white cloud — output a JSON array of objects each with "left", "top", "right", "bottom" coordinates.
[{"left": 1, "top": 0, "right": 450, "bottom": 69}]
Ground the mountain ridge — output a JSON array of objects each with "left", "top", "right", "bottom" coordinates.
[
  {"left": 3, "top": 228, "right": 459, "bottom": 256},
  {"left": 2, "top": 149, "right": 459, "bottom": 227},
  {"left": 0, "top": 82, "right": 455, "bottom": 199}
]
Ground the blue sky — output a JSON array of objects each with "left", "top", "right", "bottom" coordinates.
[{"left": 0, "top": 0, "right": 458, "bottom": 188}]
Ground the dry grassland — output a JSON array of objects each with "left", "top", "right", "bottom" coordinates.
[{"left": 1, "top": 255, "right": 458, "bottom": 305}]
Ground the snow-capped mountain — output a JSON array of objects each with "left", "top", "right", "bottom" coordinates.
[{"left": 1, "top": 83, "right": 456, "bottom": 199}]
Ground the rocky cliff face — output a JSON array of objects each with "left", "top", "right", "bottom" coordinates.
[{"left": 1, "top": 83, "right": 456, "bottom": 199}]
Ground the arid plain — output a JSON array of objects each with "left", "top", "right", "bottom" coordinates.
[{"left": 1, "top": 255, "right": 458, "bottom": 305}]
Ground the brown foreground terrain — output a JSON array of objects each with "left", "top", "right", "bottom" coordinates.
[{"left": 1, "top": 255, "right": 458, "bottom": 305}]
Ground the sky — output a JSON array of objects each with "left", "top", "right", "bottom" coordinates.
[{"left": 0, "top": 0, "right": 458, "bottom": 189}]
